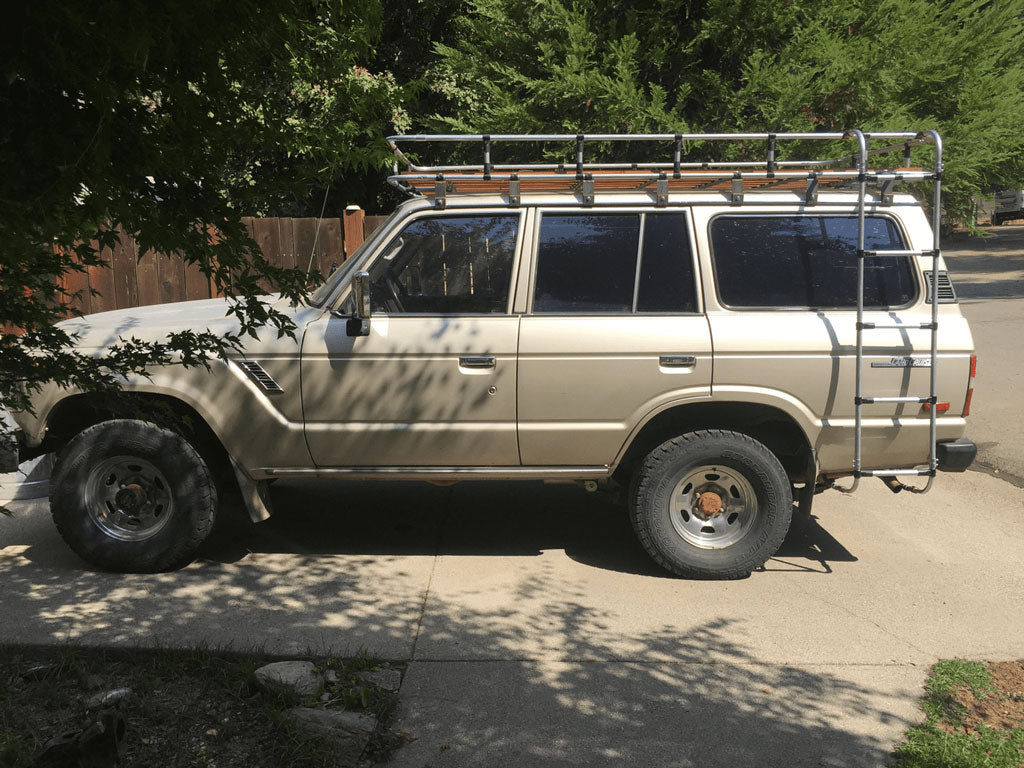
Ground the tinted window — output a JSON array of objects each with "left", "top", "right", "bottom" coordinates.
[
  {"left": 369, "top": 215, "right": 518, "bottom": 314},
  {"left": 710, "top": 216, "right": 915, "bottom": 308},
  {"left": 534, "top": 213, "right": 698, "bottom": 313},
  {"left": 637, "top": 214, "right": 698, "bottom": 313},
  {"left": 535, "top": 215, "right": 639, "bottom": 312}
]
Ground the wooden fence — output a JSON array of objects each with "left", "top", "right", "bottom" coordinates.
[{"left": 58, "top": 210, "right": 389, "bottom": 316}]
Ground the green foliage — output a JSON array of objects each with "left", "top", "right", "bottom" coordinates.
[
  {"left": 0, "top": 0, "right": 407, "bottom": 423},
  {"left": 928, "top": 660, "right": 997, "bottom": 700},
  {"left": 424, "top": 0, "right": 1024, "bottom": 216},
  {"left": 893, "top": 660, "right": 1024, "bottom": 768},
  {"left": 893, "top": 723, "right": 1024, "bottom": 768}
]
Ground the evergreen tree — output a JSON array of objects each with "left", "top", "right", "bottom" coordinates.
[{"left": 423, "top": 0, "right": 1024, "bottom": 222}]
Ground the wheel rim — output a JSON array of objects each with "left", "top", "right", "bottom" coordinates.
[
  {"left": 84, "top": 456, "right": 173, "bottom": 541},
  {"left": 669, "top": 464, "right": 758, "bottom": 550}
]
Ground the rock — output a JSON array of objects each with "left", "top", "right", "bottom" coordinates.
[
  {"left": 284, "top": 708, "right": 377, "bottom": 759},
  {"left": 85, "top": 688, "right": 132, "bottom": 710},
  {"left": 325, "top": 669, "right": 340, "bottom": 684},
  {"left": 357, "top": 668, "right": 402, "bottom": 692},
  {"left": 319, "top": 692, "right": 331, "bottom": 703},
  {"left": 254, "top": 661, "right": 323, "bottom": 698},
  {"left": 22, "top": 662, "right": 55, "bottom": 681}
]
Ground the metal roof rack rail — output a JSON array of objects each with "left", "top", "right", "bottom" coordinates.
[{"left": 386, "top": 131, "right": 938, "bottom": 209}]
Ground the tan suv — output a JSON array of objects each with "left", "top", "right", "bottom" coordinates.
[{"left": 8, "top": 131, "right": 978, "bottom": 578}]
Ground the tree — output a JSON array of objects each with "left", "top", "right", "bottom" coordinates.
[
  {"left": 422, "top": 0, "right": 1024, "bottom": 221},
  {"left": 0, "top": 0, "right": 408, "bottom": 434}
]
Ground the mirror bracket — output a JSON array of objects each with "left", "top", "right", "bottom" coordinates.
[
  {"left": 344, "top": 271, "right": 372, "bottom": 337},
  {"left": 346, "top": 317, "right": 370, "bottom": 336}
]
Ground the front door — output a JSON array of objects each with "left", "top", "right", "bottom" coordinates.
[{"left": 302, "top": 212, "right": 525, "bottom": 467}]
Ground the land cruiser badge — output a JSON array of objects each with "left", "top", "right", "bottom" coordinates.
[{"left": 871, "top": 356, "right": 932, "bottom": 368}]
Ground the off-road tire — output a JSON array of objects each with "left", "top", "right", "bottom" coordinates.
[
  {"left": 629, "top": 430, "right": 792, "bottom": 579},
  {"left": 50, "top": 419, "right": 217, "bottom": 572}
]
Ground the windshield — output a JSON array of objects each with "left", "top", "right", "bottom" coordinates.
[{"left": 307, "top": 208, "right": 404, "bottom": 307}]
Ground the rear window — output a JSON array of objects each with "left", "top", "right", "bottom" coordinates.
[{"left": 710, "top": 215, "right": 916, "bottom": 309}]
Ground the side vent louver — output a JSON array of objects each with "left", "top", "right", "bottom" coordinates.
[
  {"left": 239, "top": 360, "right": 284, "bottom": 394},
  {"left": 924, "top": 270, "right": 957, "bottom": 304}
]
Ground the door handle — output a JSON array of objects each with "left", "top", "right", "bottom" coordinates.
[
  {"left": 459, "top": 355, "right": 496, "bottom": 369},
  {"left": 660, "top": 354, "right": 697, "bottom": 368}
]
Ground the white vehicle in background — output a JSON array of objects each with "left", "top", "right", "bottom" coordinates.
[{"left": 993, "top": 189, "right": 1024, "bottom": 225}]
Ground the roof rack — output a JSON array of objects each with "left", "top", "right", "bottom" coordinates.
[{"left": 386, "top": 131, "right": 940, "bottom": 209}]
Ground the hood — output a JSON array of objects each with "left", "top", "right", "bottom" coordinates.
[{"left": 58, "top": 295, "right": 289, "bottom": 349}]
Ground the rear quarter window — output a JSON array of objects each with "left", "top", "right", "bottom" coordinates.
[{"left": 710, "top": 215, "right": 916, "bottom": 309}]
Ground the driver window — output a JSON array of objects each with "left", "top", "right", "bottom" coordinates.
[{"left": 368, "top": 215, "right": 519, "bottom": 314}]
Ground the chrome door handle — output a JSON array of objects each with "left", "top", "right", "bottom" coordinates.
[
  {"left": 459, "top": 355, "right": 496, "bottom": 369},
  {"left": 660, "top": 355, "right": 697, "bottom": 368}
]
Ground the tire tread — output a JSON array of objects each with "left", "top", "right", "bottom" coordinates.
[{"left": 629, "top": 429, "right": 792, "bottom": 580}]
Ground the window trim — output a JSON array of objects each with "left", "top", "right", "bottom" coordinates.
[
  {"left": 527, "top": 208, "right": 703, "bottom": 317},
  {"left": 362, "top": 209, "right": 527, "bottom": 318},
  {"left": 706, "top": 212, "right": 920, "bottom": 312}
]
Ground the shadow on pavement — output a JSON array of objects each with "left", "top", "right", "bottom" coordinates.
[
  {"left": 0, "top": 486, "right": 912, "bottom": 767},
  {"left": 392, "top": 621, "right": 915, "bottom": 767},
  {"left": 204, "top": 479, "right": 856, "bottom": 578}
]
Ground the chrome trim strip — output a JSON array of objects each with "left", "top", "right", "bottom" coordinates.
[{"left": 262, "top": 466, "right": 610, "bottom": 480}]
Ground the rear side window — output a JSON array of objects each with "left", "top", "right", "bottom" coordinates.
[
  {"left": 710, "top": 215, "right": 916, "bottom": 308},
  {"left": 534, "top": 213, "right": 698, "bottom": 313}
]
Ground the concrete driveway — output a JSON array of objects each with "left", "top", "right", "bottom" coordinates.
[{"left": 2, "top": 225, "right": 1023, "bottom": 767}]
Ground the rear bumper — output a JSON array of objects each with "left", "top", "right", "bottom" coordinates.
[{"left": 936, "top": 438, "right": 977, "bottom": 472}]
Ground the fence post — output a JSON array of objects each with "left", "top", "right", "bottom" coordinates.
[{"left": 343, "top": 205, "right": 365, "bottom": 259}]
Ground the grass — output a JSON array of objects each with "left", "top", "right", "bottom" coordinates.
[
  {"left": 0, "top": 644, "right": 405, "bottom": 768},
  {"left": 892, "top": 660, "right": 1024, "bottom": 768}
]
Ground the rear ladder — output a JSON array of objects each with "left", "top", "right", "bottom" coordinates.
[{"left": 843, "top": 129, "right": 943, "bottom": 494}]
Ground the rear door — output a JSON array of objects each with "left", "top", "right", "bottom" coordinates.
[
  {"left": 699, "top": 209, "right": 970, "bottom": 473},
  {"left": 516, "top": 209, "right": 713, "bottom": 466}
]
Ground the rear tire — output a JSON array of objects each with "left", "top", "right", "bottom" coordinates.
[
  {"left": 629, "top": 430, "right": 792, "bottom": 579},
  {"left": 50, "top": 420, "right": 217, "bottom": 572}
]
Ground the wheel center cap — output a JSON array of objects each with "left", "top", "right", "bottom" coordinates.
[
  {"left": 114, "top": 484, "right": 146, "bottom": 513},
  {"left": 695, "top": 491, "right": 724, "bottom": 520}
]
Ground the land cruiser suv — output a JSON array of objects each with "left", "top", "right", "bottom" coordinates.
[{"left": 7, "top": 131, "right": 978, "bottom": 578}]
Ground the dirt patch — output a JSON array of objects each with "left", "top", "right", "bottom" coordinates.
[
  {"left": 947, "top": 661, "right": 1024, "bottom": 734},
  {"left": 0, "top": 646, "right": 405, "bottom": 768}
]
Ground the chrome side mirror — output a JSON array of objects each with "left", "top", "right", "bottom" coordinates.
[{"left": 346, "top": 271, "right": 371, "bottom": 336}]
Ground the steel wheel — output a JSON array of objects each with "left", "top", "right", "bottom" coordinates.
[
  {"left": 669, "top": 464, "right": 758, "bottom": 549},
  {"left": 85, "top": 456, "right": 174, "bottom": 541}
]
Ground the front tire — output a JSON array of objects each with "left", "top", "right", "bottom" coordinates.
[
  {"left": 629, "top": 430, "right": 792, "bottom": 579},
  {"left": 50, "top": 420, "right": 218, "bottom": 572}
]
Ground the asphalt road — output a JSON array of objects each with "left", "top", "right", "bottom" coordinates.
[
  {"left": 1, "top": 225, "right": 1022, "bottom": 767},
  {"left": 943, "top": 222, "right": 1024, "bottom": 484}
]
